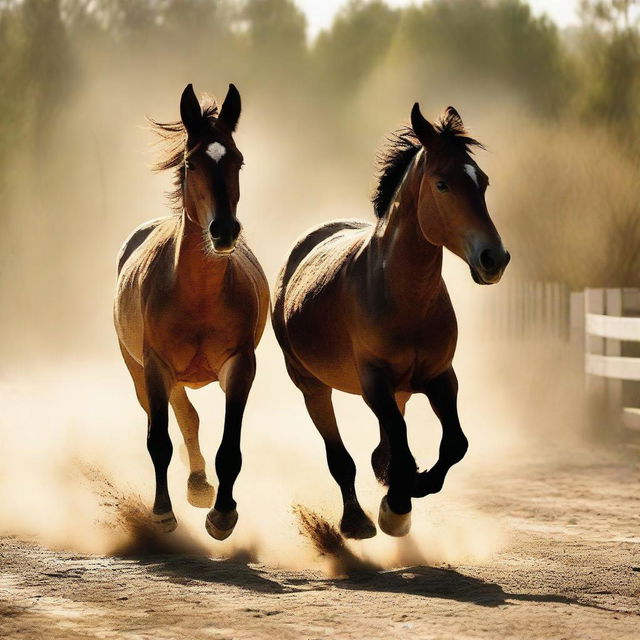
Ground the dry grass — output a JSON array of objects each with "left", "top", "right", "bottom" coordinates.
[{"left": 490, "top": 115, "right": 640, "bottom": 288}]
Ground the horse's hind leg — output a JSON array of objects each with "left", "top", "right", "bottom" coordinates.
[
  {"left": 299, "top": 377, "right": 376, "bottom": 540},
  {"left": 413, "top": 367, "right": 468, "bottom": 498},
  {"left": 371, "top": 392, "right": 410, "bottom": 485},
  {"left": 143, "top": 350, "right": 177, "bottom": 532},
  {"left": 170, "top": 387, "right": 215, "bottom": 508},
  {"left": 120, "top": 342, "right": 175, "bottom": 531},
  {"left": 205, "top": 350, "right": 256, "bottom": 541},
  {"left": 118, "top": 341, "right": 149, "bottom": 413}
]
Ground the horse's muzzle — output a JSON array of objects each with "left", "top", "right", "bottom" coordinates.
[
  {"left": 209, "top": 217, "right": 241, "bottom": 255},
  {"left": 469, "top": 245, "right": 510, "bottom": 285}
]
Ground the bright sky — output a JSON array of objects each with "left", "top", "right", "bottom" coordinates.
[{"left": 293, "top": 0, "right": 580, "bottom": 39}]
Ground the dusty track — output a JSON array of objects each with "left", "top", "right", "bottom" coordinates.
[{"left": 1, "top": 447, "right": 638, "bottom": 639}]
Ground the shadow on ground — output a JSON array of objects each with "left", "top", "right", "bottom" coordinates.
[
  {"left": 330, "top": 565, "right": 600, "bottom": 609},
  {"left": 129, "top": 553, "right": 614, "bottom": 612},
  {"left": 132, "top": 552, "right": 292, "bottom": 594}
]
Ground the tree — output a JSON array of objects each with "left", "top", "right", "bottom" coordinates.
[{"left": 312, "top": 1, "right": 401, "bottom": 96}]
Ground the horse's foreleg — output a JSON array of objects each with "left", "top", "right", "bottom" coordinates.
[
  {"left": 414, "top": 367, "right": 468, "bottom": 498},
  {"left": 361, "top": 367, "right": 416, "bottom": 537},
  {"left": 170, "top": 387, "right": 215, "bottom": 509},
  {"left": 302, "top": 383, "right": 376, "bottom": 540},
  {"left": 205, "top": 350, "right": 255, "bottom": 541},
  {"left": 371, "top": 392, "right": 411, "bottom": 486},
  {"left": 143, "top": 352, "right": 177, "bottom": 532}
]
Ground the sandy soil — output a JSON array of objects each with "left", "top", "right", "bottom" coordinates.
[{"left": 1, "top": 446, "right": 638, "bottom": 640}]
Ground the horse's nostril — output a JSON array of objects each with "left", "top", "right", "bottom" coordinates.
[
  {"left": 209, "top": 220, "right": 221, "bottom": 239},
  {"left": 479, "top": 249, "right": 496, "bottom": 271}
]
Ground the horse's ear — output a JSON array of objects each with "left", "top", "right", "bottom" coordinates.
[
  {"left": 411, "top": 102, "right": 437, "bottom": 149},
  {"left": 180, "top": 84, "right": 202, "bottom": 135},
  {"left": 218, "top": 84, "right": 241, "bottom": 133},
  {"left": 443, "top": 105, "right": 464, "bottom": 131}
]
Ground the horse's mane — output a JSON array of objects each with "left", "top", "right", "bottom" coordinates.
[
  {"left": 372, "top": 107, "right": 484, "bottom": 219},
  {"left": 147, "top": 96, "right": 219, "bottom": 211}
]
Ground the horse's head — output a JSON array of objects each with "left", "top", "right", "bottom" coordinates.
[
  {"left": 410, "top": 103, "right": 510, "bottom": 285},
  {"left": 180, "top": 83, "right": 243, "bottom": 255}
]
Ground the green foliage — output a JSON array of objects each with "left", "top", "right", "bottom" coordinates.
[
  {"left": 239, "top": 0, "right": 308, "bottom": 88},
  {"left": 312, "top": 1, "right": 401, "bottom": 95},
  {"left": 393, "top": 0, "right": 572, "bottom": 112},
  {"left": 1, "top": 0, "right": 639, "bottom": 292},
  {"left": 575, "top": 1, "right": 640, "bottom": 133}
]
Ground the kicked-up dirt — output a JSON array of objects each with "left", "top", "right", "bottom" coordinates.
[{"left": 1, "top": 445, "right": 638, "bottom": 640}]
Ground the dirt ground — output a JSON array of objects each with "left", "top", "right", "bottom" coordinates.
[{"left": 0, "top": 445, "right": 638, "bottom": 640}]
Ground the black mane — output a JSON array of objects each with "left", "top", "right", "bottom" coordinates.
[{"left": 372, "top": 108, "right": 484, "bottom": 219}]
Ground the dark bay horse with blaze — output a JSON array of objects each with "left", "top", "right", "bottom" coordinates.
[
  {"left": 273, "top": 103, "right": 510, "bottom": 538},
  {"left": 114, "top": 84, "right": 269, "bottom": 540}
]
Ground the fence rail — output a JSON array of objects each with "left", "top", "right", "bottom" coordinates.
[
  {"left": 586, "top": 313, "right": 640, "bottom": 342},
  {"left": 475, "top": 282, "right": 640, "bottom": 433},
  {"left": 582, "top": 288, "right": 640, "bottom": 432},
  {"left": 585, "top": 354, "right": 640, "bottom": 381}
]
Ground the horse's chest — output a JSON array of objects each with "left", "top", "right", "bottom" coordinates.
[
  {"left": 358, "top": 305, "right": 458, "bottom": 385},
  {"left": 149, "top": 291, "right": 252, "bottom": 381}
]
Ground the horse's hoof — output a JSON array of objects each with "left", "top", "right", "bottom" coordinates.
[
  {"left": 340, "top": 506, "right": 377, "bottom": 540},
  {"left": 378, "top": 496, "right": 411, "bottom": 537},
  {"left": 151, "top": 510, "right": 178, "bottom": 533},
  {"left": 205, "top": 508, "right": 238, "bottom": 541},
  {"left": 187, "top": 472, "right": 215, "bottom": 508}
]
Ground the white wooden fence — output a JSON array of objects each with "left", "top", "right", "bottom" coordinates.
[
  {"left": 474, "top": 282, "right": 640, "bottom": 433},
  {"left": 580, "top": 288, "right": 640, "bottom": 432}
]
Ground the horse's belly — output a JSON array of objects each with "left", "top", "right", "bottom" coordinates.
[
  {"left": 285, "top": 305, "right": 362, "bottom": 394},
  {"left": 298, "top": 347, "right": 362, "bottom": 394},
  {"left": 286, "top": 301, "right": 456, "bottom": 394}
]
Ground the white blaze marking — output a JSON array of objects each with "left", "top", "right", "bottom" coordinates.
[
  {"left": 464, "top": 163, "right": 479, "bottom": 188},
  {"left": 206, "top": 142, "right": 226, "bottom": 162}
]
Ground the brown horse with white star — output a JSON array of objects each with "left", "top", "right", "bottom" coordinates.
[
  {"left": 114, "top": 84, "right": 268, "bottom": 541},
  {"left": 273, "top": 103, "right": 510, "bottom": 539}
]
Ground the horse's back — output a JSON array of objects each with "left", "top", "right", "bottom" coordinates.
[
  {"left": 276, "top": 219, "right": 370, "bottom": 291},
  {"left": 273, "top": 219, "right": 369, "bottom": 321}
]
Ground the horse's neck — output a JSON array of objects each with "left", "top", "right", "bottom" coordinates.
[
  {"left": 174, "top": 213, "right": 228, "bottom": 290},
  {"left": 370, "top": 154, "right": 443, "bottom": 303}
]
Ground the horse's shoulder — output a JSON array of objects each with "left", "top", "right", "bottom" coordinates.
[{"left": 231, "top": 236, "right": 269, "bottom": 298}]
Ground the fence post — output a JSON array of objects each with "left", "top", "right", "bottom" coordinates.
[
  {"left": 585, "top": 288, "right": 607, "bottom": 432},
  {"left": 605, "top": 289, "right": 623, "bottom": 427},
  {"left": 570, "top": 291, "right": 585, "bottom": 349}
]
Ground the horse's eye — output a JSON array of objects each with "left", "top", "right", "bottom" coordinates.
[
  {"left": 186, "top": 161, "right": 195, "bottom": 171},
  {"left": 436, "top": 181, "right": 448, "bottom": 192}
]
